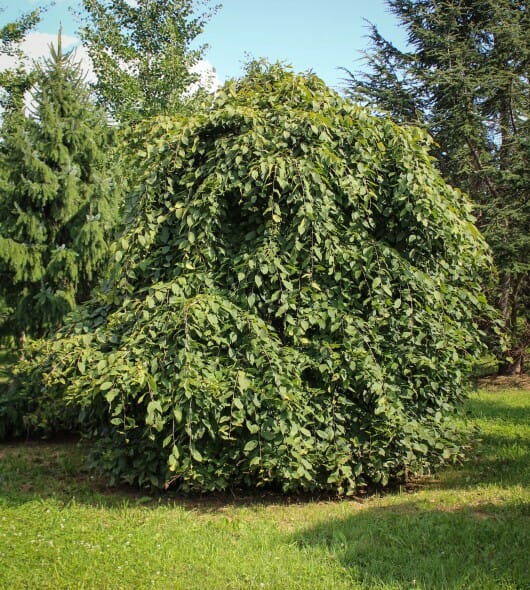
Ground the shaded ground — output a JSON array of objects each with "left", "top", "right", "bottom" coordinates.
[{"left": 478, "top": 373, "right": 530, "bottom": 391}]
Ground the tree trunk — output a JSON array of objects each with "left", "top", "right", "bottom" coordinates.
[
  {"left": 498, "top": 350, "right": 524, "bottom": 376},
  {"left": 496, "top": 310, "right": 529, "bottom": 375},
  {"left": 17, "top": 330, "right": 26, "bottom": 360}
]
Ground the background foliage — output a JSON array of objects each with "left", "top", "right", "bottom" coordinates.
[
  {"left": 78, "top": 0, "right": 218, "bottom": 123},
  {"left": 345, "top": 0, "right": 530, "bottom": 373},
  {"left": 15, "top": 64, "right": 490, "bottom": 493},
  {"left": 0, "top": 34, "right": 120, "bottom": 341}
]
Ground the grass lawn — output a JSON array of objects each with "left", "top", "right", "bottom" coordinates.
[{"left": 0, "top": 383, "right": 528, "bottom": 589}]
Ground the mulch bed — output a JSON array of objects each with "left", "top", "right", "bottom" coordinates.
[{"left": 478, "top": 374, "right": 530, "bottom": 391}]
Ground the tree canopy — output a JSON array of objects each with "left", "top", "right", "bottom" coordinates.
[
  {"left": 16, "top": 65, "right": 490, "bottom": 493},
  {"left": 345, "top": 0, "right": 530, "bottom": 373},
  {"left": 0, "top": 34, "right": 120, "bottom": 340},
  {"left": 78, "top": 0, "right": 217, "bottom": 123},
  {"left": 0, "top": 5, "right": 43, "bottom": 115}
]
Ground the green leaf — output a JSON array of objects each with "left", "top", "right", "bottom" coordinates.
[
  {"left": 190, "top": 447, "right": 203, "bottom": 462},
  {"left": 237, "top": 371, "right": 251, "bottom": 391},
  {"left": 298, "top": 218, "right": 307, "bottom": 235},
  {"left": 105, "top": 389, "right": 119, "bottom": 403},
  {"left": 243, "top": 440, "right": 258, "bottom": 453},
  {"left": 246, "top": 421, "right": 259, "bottom": 434}
]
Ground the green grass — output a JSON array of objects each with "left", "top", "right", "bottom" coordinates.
[{"left": 0, "top": 387, "right": 528, "bottom": 590}]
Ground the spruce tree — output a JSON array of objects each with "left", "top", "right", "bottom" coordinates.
[
  {"left": 0, "top": 33, "right": 120, "bottom": 341},
  {"left": 345, "top": 0, "right": 530, "bottom": 373},
  {"left": 0, "top": 7, "right": 44, "bottom": 339}
]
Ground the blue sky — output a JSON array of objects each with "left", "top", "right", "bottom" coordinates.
[{"left": 1, "top": 0, "right": 405, "bottom": 90}]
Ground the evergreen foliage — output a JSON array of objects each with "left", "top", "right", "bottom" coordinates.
[
  {"left": 345, "top": 0, "right": 530, "bottom": 373},
  {"left": 0, "top": 6, "right": 43, "bottom": 330},
  {"left": 78, "top": 0, "right": 217, "bottom": 123},
  {"left": 0, "top": 34, "right": 120, "bottom": 339},
  {"left": 16, "top": 65, "right": 490, "bottom": 493}
]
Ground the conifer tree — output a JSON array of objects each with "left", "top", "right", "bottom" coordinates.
[
  {"left": 0, "top": 7, "right": 44, "bottom": 338},
  {"left": 345, "top": 0, "right": 530, "bottom": 373},
  {"left": 0, "top": 32, "right": 120, "bottom": 341}
]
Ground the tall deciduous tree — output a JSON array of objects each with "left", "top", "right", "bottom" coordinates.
[
  {"left": 78, "top": 0, "right": 217, "bottom": 123},
  {"left": 0, "top": 33, "right": 120, "bottom": 340},
  {"left": 0, "top": 5, "right": 44, "bottom": 109},
  {"left": 0, "top": 5, "right": 42, "bottom": 53},
  {"left": 345, "top": 0, "right": 530, "bottom": 373}
]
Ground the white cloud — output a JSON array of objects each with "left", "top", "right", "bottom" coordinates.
[
  {"left": 189, "top": 59, "right": 221, "bottom": 94},
  {"left": 1, "top": 32, "right": 220, "bottom": 89}
]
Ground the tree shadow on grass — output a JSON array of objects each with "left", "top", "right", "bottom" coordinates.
[
  {"left": 0, "top": 438, "right": 338, "bottom": 511},
  {"left": 293, "top": 501, "right": 530, "bottom": 590},
  {"left": 1, "top": 394, "right": 528, "bottom": 513},
  {"left": 440, "top": 433, "right": 530, "bottom": 491},
  {"left": 0, "top": 438, "right": 132, "bottom": 509},
  {"left": 1, "top": 437, "right": 528, "bottom": 589}
]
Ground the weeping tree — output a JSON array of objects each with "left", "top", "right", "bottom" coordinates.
[
  {"left": 0, "top": 34, "right": 120, "bottom": 341},
  {"left": 16, "top": 64, "right": 490, "bottom": 493}
]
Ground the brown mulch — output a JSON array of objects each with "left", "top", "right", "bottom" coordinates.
[{"left": 477, "top": 373, "right": 530, "bottom": 391}]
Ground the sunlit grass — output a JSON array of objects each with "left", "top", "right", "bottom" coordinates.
[{"left": 0, "top": 386, "right": 528, "bottom": 589}]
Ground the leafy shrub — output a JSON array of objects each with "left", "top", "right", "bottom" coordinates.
[
  {"left": 15, "top": 64, "right": 491, "bottom": 493},
  {"left": 0, "top": 347, "right": 79, "bottom": 441}
]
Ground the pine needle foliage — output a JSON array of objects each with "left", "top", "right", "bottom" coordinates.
[
  {"left": 17, "top": 64, "right": 490, "bottom": 493},
  {"left": 0, "top": 33, "right": 120, "bottom": 339}
]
